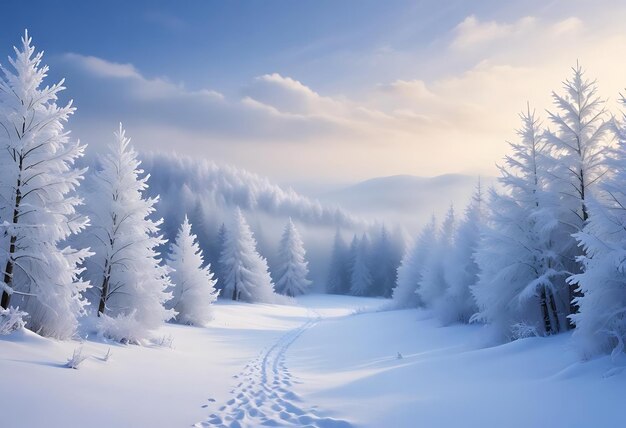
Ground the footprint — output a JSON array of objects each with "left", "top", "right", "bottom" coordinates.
[
  {"left": 284, "top": 391, "right": 301, "bottom": 401},
  {"left": 279, "top": 411, "right": 293, "bottom": 421},
  {"left": 283, "top": 402, "right": 304, "bottom": 415}
]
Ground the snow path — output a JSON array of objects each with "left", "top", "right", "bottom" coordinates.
[{"left": 196, "top": 308, "right": 352, "bottom": 428}]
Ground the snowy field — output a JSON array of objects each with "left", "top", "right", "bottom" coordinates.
[{"left": 1, "top": 294, "right": 624, "bottom": 428}]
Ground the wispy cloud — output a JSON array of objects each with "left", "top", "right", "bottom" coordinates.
[{"left": 53, "top": 5, "right": 626, "bottom": 185}]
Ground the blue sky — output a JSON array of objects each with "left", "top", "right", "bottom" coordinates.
[
  {"left": 2, "top": 1, "right": 625, "bottom": 187},
  {"left": 2, "top": 0, "right": 476, "bottom": 92}
]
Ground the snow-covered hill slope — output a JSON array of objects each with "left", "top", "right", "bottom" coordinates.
[{"left": 0, "top": 296, "right": 623, "bottom": 427}]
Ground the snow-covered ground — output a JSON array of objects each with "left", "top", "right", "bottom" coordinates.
[{"left": 1, "top": 295, "right": 624, "bottom": 427}]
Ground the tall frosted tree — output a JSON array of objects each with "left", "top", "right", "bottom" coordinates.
[
  {"left": 370, "top": 225, "right": 401, "bottom": 298},
  {"left": 544, "top": 64, "right": 613, "bottom": 324},
  {"left": 0, "top": 31, "right": 91, "bottom": 339},
  {"left": 326, "top": 230, "right": 350, "bottom": 294},
  {"left": 275, "top": 219, "right": 311, "bottom": 297},
  {"left": 569, "top": 96, "right": 626, "bottom": 356},
  {"left": 473, "top": 106, "right": 568, "bottom": 339},
  {"left": 166, "top": 215, "right": 218, "bottom": 325},
  {"left": 219, "top": 208, "right": 276, "bottom": 303},
  {"left": 214, "top": 222, "right": 228, "bottom": 293},
  {"left": 350, "top": 234, "right": 373, "bottom": 296},
  {"left": 82, "top": 124, "right": 174, "bottom": 342},
  {"left": 392, "top": 216, "right": 437, "bottom": 308},
  {"left": 438, "top": 184, "right": 484, "bottom": 324},
  {"left": 418, "top": 206, "right": 455, "bottom": 308}
]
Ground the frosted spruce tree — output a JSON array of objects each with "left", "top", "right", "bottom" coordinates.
[
  {"left": 392, "top": 216, "right": 437, "bottom": 308},
  {"left": 83, "top": 124, "right": 174, "bottom": 343},
  {"left": 418, "top": 206, "right": 455, "bottom": 308},
  {"left": 569, "top": 96, "right": 626, "bottom": 356},
  {"left": 438, "top": 184, "right": 484, "bottom": 324},
  {"left": 326, "top": 230, "right": 350, "bottom": 294},
  {"left": 166, "top": 216, "right": 218, "bottom": 325},
  {"left": 473, "top": 106, "right": 568, "bottom": 339},
  {"left": 275, "top": 219, "right": 312, "bottom": 297},
  {"left": 213, "top": 222, "right": 228, "bottom": 293},
  {"left": 350, "top": 234, "right": 373, "bottom": 296},
  {"left": 0, "top": 31, "right": 91, "bottom": 339},
  {"left": 219, "top": 208, "right": 276, "bottom": 303},
  {"left": 370, "top": 225, "right": 401, "bottom": 298},
  {"left": 544, "top": 64, "right": 613, "bottom": 325}
]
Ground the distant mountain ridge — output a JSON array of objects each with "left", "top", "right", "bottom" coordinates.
[{"left": 319, "top": 173, "right": 497, "bottom": 232}]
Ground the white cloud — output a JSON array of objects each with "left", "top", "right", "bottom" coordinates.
[
  {"left": 451, "top": 15, "right": 536, "bottom": 50},
  {"left": 54, "top": 5, "right": 626, "bottom": 186},
  {"left": 551, "top": 17, "right": 583, "bottom": 35}
]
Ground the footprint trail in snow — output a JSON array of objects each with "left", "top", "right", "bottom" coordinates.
[{"left": 195, "top": 310, "right": 352, "bottom": 428}]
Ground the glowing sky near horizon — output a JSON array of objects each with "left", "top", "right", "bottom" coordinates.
[{"left": 2, "top": 0, "right": 626, "bottom": 188}]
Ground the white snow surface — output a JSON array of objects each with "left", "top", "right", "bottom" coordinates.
[{"left": 0, "top": 295, "right": 624, "bottom": 427}]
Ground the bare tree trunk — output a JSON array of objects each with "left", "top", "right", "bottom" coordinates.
[
  {"left": 567, "top": 173, "right": 587, "bottom": 329},
  {"left": 540, "top": 287, "right": 552, "bottom": 335},
  {"left": 547, "top": 288, "right": 561, "bottom": 333},
  {"left": 1, "top": 161, "right": 22, "bottom": 310},
  {"left": 232, "top": 285, "right": 238, "bottom": 301},
  {"left": 97, "top": 260, "right": 112, "bottom": 316}
]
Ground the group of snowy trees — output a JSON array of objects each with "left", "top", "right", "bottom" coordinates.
[
  {"left": 393, "top": 64, "right": 626, "bottom": 358},
  {"left": 0, "top": 33, "right": 312, "bottom": 343},
  {"left": 393, "top": 190, "right": 484, "bottom": 326},
  {"left": 326, "top": 226, "right": 404, "bottom": 298}
]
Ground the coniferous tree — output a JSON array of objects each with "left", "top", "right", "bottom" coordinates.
[
  {"left": 326, "top": 230, "right": 350, "bottom": 294},
  {"left": 82, "top": 124, "right": 174, "bottom": 342},
  {"left": 392, "top": 216, "right": 437, "bottom": 308},
  {"left": 214, "top": 222, "right": 228, "bottom": 293},
  {"left": 418, "top": 206, "right": 455, "bottom": 308},
  {"left": 438, "top": 184, "right": 484, "bottom": 324},
  {"left": 473, "top": 106, "right": 567, "bottom": 339},
  {"left": 0, "top": 31, "right": 91, "bottom": 339},
  {"left": 350, "top": 234, "right": 373, "bottom": 296},
  {"left": 569, "top": 96, "right": 626, "bottom": 356},
  {"left": 544, "top": 64, "right": 613, "bottom": 325},
  {"left": 275, "top": 219, "right": 311, "bottom": 297},
  {"left": 370, "top": 225, "right": 400, "bottom": 297},
  {"left": 167, "top": 216, "right": 218, "bottom": 325},
  {"left": 219, "top": 208, "right": 276, "bottom": 303}
]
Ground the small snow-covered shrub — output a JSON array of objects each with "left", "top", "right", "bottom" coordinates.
[
  {"left": 97, "top": 312, "right": 150, "bottom": 345},
  {"left": 0, "top": 307, "right": 28, "bottom": 335},
  {"left": 155, "top": 334, "right": 174, "bottom": 349},
  {"left": 66, "top": 346, "right": 88, "bottom": 369},
  {"left": 511, "top": 322, "right": 540, "bottom": 340}
]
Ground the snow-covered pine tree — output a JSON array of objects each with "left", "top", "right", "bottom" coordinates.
[
  {"left": 350, "top": 234, "right": 373, "bottom": 296},
  {"left": 0, "top": 31, "right": 91, "bottom": 339},
  {"left": 214, "top": 222, "right": 228, "bottom": 293},
  {"left": 219, "top": 208, "right": 276, "bottom": 303},
  {"left": 166, "top": 215, "right": 218, "bottom": 325},
  {"left": 392, "top": 216, "right": 437, "bottom": 308},
  {"left": 326, "top": 230, "right": 350, "bottom": 294},
  {"left": 569, "top": 96, "right": 626, "bottom": 356},
  {"left": 418, "top": 206, "right": 455, "bottom": 308},
  {"left": 437, "top": 183, "right": 484, "bottom": 324},
  {"left": 275, "top": 219, "right": 312, "bottom": 297},
  {"left": 370, "top": 225, "right": 399, "bottom": 298},
  {"left": 82, "top": 124, "right": 174, "bottom": 342},
  {"left": 544, "top": 64, "right": 613, "bottom": 325},
  {"left": 473, "top": 106, "right": 568, "bottom": 340}
]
